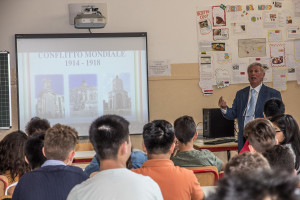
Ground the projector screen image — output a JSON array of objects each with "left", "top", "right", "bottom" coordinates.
[{"left": 16, "top": 33, "right": 149, "bottom": 136}]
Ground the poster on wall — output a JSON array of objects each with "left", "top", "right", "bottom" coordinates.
[
  {"left": 231, "top": 22, "right": 247, "bottom": 35},
  {"left": 238, "top": 38, "right": 266, "bottom": 58},
  {"left": 270, "top": 43, "right": 286, "bottom": 67},
  {"left": 268, "top": 30, "right": 283, "bottom": 42},
  {"left": 197, "top": 9, "right": 212, "bottom": 35},
  {"left": 212, "top": 6, "right": 226, "bottom": 27},
  {"left": 272, "top": 68, "right": 287, "bottom": 91},
  {"left": 215, "top": 68, "right": 230, "bottom": 88},
  {"left": 213, "top": 28, "right": 229, "bottom": 40},
  {"left": 231, "top": 63, "right": 248, "bottom": 84}
]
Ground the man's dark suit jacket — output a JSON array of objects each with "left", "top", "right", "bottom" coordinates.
[{"left": 223, "top": 84, "right": 282, "bottom": 152}]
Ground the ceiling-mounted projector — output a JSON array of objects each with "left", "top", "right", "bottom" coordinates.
[{"left": 74, "top": 7, "right": 106, "bottom": 29}]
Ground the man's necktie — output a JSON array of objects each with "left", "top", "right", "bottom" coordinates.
[{"left": 244, "top": 89, "right": 256, "bottom": 126}]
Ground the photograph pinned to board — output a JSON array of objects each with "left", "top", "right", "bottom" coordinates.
[
  {"left": 215, "top": 68, "right": 230, "bottom": 88},
  {"left": 263, "top": 12, "right": 278, "bottom": 29},
  {"left": 268, "top": 30, "right": 283, "bottom": 42},
  {"left": 216, "top": 52, "right": 232, "bottom": 64},
  {"left": 287, "top": 26, "right": 300, "bottom": 39},
  {"left": 212, "top": 6, "right": 226, "bottom": 27},
  {"left": 197, "top": 9, "right": 212, "bottom": 35},
  {"left": 231, "top": 22, "right": 247, "bottom": 35},
  {"left": 238, "top": 38, "right": 266, "bottom": 58},
  {"left": 231, "top": 63, "right": 248, "bottom": 84},
  {"left": 273, "top": 1, "right": 282, "bottom": 8},
  {"left": 213, "top": 28, "right": 229, "bottom": 40},
  {"left": 286, "top": 54, "right": 298, "bottom": 81},
  {"left": 212, "top": 43, "right": 225, "bottom": 51},
  {"left": 272, "top": 67, "right": 287, "bottom": 91},
  {"left": 249, "top": 57, "right": 272, "bottom": 82},
  {"left": 270, "top": 43, "right": 286, "bottom": 67},
  {"left": 200, "top": 56, "right": 211, "bottom": 64}
]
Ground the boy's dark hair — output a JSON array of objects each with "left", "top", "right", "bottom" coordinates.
[
  {"left": 244, "top": 118, "right": 276, "bottom": 153},
  {"left": 143, "top": 120, "right": 174, "bottom": 154},
  {"left": 44, "top": 124, "right": 78, "bottom": 161},
  {"left": 206, "top": 170, "right": 300, "bottom": 200},
  {"left": 225, "top": 152, "right": 270, "bottom": 175},
  {"left": 270, "top": 114, "right": 300, "bottom": 170},
  {"left": 264, "top": 98, "right": 285, "bottom": 118},
  {"left": 25, "top": 133, "right": 46, "bottom": 170},
  {"left": 25, "top": 117, "right": 50, "bottom": 137},
  {"left": 174, "top": 115, "right": 196, "bottom": 144},
  {"left": 263, "top": 145, "right": 295, "bottom": 174},
  {"left": 89, "top": 115, "right": 129, "bottom": 160}
]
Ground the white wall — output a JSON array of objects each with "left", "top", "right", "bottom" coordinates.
[{"left": 0, "top": 0, "right": 274, "bottom": 68}]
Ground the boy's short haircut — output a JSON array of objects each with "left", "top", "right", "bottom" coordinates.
[
  {"left": 225, "top": 152, "right": 270, "bottom": 175},
  {"left": 264, "top": 98, "right": 285, "bottom": 118},
  {"left": 89, "top": 115, "right": 129, "bottom": 160},
  {"left": 263, "top": 145, "right": 295, "bottom": 174},
  {"left": 244, "top": 118, "right": 276, "bottom": 153},
  {"left": 25, "top": 117, "right": 51, "bottom": 137},
  {"left": 44, "top": 124, "right": 78, "bottom": 161},
  {"left": 174, "top": 115, "right": 196, "bottom": 144},
  {"left": 25, "top": 133, "right": 46, "bottom": 170},
  {"left": 143, "top": 120, "right": 175, "bottom": 154}
]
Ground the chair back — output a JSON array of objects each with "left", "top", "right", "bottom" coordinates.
[
  {"left": 184, "top": 166, "right": 219, "bottom": 186},
  {"left": 0, "top": 175, "right": 8, "bottom": 198}
]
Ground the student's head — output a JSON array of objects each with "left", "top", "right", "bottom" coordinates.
[
  {"left": 25, "top": 117, "right": 50, "bottom": 137},
  {"left": 263, "top": 145, "right": 295, "bottom": 175},
  {"left": 263, "top": 98, "right": 285, "bottom": 118},
  {"left": 174, "top": 115, "right": 196, "bottom": 144},
  {"left": 224, "top": 152, "right": 270, "bottom": 176},
  {"left": 244, "top": 118, "right": 276, "bottom": 153},
  {"left": 89, "top": 115, "right": 130, "bottom": 161},
  {"left": 247, "top": 62, "right": 265, "bottom": 88},
  {"left": 206, "top": 170, "right": 300, "bottom": 200},
  {"left": 25, "top": 133, "right": 46, "bottom": 170},
  {"left": 143, "top": 120, "right": 175, "bottom": 155},
  {"left": 269, "top": 114, "right": 300, "bottom": 145},
  {"left": 269, "top": 114, "right": 300, "bottom": 170},
  {"left": 44, "top": 124, "right": 78, "bottom": 161},
  {"left": 0, "top": 131, "right": 30, "bottom": 181}
]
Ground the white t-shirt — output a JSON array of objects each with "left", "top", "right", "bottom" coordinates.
[{"left": 67, "top": 168, "right": 163, "bottom": 200}]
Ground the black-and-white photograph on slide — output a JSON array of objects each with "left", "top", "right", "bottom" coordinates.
[{"left": 69, "top": 74, "right": 98, "bottom": 118}]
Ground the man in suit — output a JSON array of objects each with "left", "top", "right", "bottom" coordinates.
[{"left": 218, "top": 62, "right": 281, "bottom": 152}]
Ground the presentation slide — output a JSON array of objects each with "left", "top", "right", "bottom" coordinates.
[{"left": 16, "top": 33, "right": 149, "bottom": 136}]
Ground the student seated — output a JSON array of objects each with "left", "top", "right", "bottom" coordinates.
[
  {"left": 67, "top": 115, "right": 163, "bottom": 200},
  {"left": 206, "top": 169, "right": 300, "bottom": 200},
  {"left": 0, "top": 131, "right": 30, "bottom": 186},
  {"left": 270, "top": 114, "right": 300, "bottom": 174},
  {"left": 12, "top": 124, "right": 88, "bottom": 200},
  {"left": 263, "top": 145, "right": 296, "bottom": 175},
  {"left": 5, "top": 133, "right": 47, "bottom": 197},
  {"left": 224, "top": 152, "right": 270, "bottom": 175},
  {"left": 240, "top": 97, "right": 285, "bottom": 153},
  {"left": 171, "top": 115, "right": 224, "bottom": 172},
  {"left": 132, "top": 120, "right": 204, "bottom": 200},
  {"left": 84, "top": 148, "right": 148, "bottom": 176},
  {"left": 244, "top": 118, "right": 276, "bottom": 153},
  {"left": 25, "top": 117, "right": 50, "bottom": 137}
]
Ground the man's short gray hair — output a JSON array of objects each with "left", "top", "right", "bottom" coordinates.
[{"left": 247, "top": 62, "right": 265, "bottom": 73}]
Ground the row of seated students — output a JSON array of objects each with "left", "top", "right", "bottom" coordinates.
[{"left": 0, "top": 98, "right": 300, "bottom": 199}]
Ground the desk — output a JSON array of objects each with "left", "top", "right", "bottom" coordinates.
[
  {"left": 73, "top": 151, "right": 95, "bottom": 163},
  {"left": 193, "top": 139, "right": 238, "bottom": 161}
]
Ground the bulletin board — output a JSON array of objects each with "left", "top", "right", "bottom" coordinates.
[{"left": 196, "top": 1, "right": 300, "bottom": 95}]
